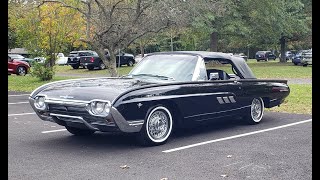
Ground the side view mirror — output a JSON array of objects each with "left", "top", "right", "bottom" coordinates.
[{"left": 209, "top": 72, "right": 219, "bottom": 80}]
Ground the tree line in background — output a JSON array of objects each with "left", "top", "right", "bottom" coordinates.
[{"left": 8, "top": 0, "right": 312, "bottom": 79}]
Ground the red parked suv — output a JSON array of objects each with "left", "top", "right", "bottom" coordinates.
[{"left": 8, "top": 56, "right": 30, "bottom": 75}]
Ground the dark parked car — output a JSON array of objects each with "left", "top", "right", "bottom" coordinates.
[
  {"left": 80, "top": 51, "right": 135, "bottom": 70},
  {"left": 67, "top": 50, "right": 96, "bottom": 69},
  {"left": 255, "top": 51, "right": 277, "bottom": 61},
  {"left": 292, "top": 50, "right": 309, "bottom": 65},
  {"left": 29, "top": 51, "right": 289, "bottom": 146},
  {"left": 108, "top": 51, "right": 135, "bottom": 67},
  {"left": 8, "top": 56, "right": 30, "bottom": 75}
]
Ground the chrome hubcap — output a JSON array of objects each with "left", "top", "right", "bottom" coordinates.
[
  {"left": 18, "top": 67, "right": 26, "bottom": 75},
  {"left": 147, "top": 110, "right": 169, "bottom": 140},
  {"left": 251, "top": 98, "right": 263, "bottom": 122}
]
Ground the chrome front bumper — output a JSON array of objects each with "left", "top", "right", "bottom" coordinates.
[{"left": 29, "top": 97, "right": 144, "bottom": 133}]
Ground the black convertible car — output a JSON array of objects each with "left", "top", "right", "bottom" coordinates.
[{"left": 29, "top": 51, "right": 290, "bottom": 146}]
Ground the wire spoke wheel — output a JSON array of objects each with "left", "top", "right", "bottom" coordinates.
[
  {"left": 250, "top": 98, "right": 264, "bottom": 123},
  {"left": 138, "top": 106, "right": 173, "bottom": 146}
]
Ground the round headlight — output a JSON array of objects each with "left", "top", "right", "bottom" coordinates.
[
  {"left": 89, "top": 101, "right": 110, "bottom": 117},
  {"left": 34, "top": 96, "right": 46, "bottom": 110},
  {"left": 95, "top": 102, "right": 105, "bottom": 114}
]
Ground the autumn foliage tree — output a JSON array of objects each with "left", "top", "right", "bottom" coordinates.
[{"left": 9, "top": 0, "right": 86, "bottom": 80}]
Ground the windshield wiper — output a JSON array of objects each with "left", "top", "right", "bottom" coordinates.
[{"left": 131, "top": 74, "right": 175, "bottom": 81}]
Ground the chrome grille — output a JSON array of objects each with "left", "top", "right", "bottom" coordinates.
[{"left": 48, "top": 104, "right": 109, "bottom": 125}]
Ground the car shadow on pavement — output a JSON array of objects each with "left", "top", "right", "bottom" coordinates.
[{"left": 30, "top": 112, "right": 311, "bottom": 152}]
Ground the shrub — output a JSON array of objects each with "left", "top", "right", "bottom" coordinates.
[{"left": 30, "top": 61, "right": 55, "bottom": 81}]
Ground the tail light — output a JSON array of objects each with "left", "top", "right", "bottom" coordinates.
[
  {"left": 272, "top": 87, "right": 289, "bottom": 92},
  {"left": 90, "top": 57, "right": 94, "bottom": 62}
]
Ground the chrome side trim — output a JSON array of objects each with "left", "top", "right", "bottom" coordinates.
[
  {"left": 128, "top": 120, "right": 145, "bottom": 126},
  {"left": 223, "top": 97, "right": 230, "bottom": 103},
  {"left": 110, "top": 107, "right": 143, "bottom": 132},
  {"left": 123, "top": 92, "right": 232, "bottom": 104},
  {"left": 229, "top": 96, "right": 236, "bottom": 103},
  {"left": 50, "top": 113, "right": 99, "bottom": 131},
  {"left": 185, "top": 105, "right": 251, "bottom": 119},
  {"left": 217, "top": 97, "right": 224, "bottom": 104}
]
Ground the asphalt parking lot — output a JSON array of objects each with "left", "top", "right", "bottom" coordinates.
[{"left": 8, "top": 91, "right": 312, "bottom": 180}]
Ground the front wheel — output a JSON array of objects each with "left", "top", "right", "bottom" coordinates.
[
  {"left": 137, "top": 106, "right": 173, "bottom": 146},
  {"left": 87, "top": 66, "right": 94, "bottom": 70},
  {"left": 65, "top": 126, "right": 95, "bottom": 136},
  {"left": 17, "top": 66, "right": 27, "bottom": 76},
  {"left": 243, "top": 98, "right": 264, "bottom": 124}
]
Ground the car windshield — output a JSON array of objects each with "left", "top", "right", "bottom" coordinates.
[
  {"left": 256, "top": 51, "right": 267, "bottom": 54},
  {"left": 128, "top": 54, "right": 198, "bottom": 82},
  {"left": 68, "top": 52, "right": 78, "bottom": 57}
]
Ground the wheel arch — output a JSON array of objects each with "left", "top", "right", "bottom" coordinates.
[{"left": 146, "top": 99, "right": 183, "bottom": 128}]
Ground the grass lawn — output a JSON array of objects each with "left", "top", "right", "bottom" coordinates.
[
  {"left": 54, "top": 65, "right": 132, "bottom": 76},
  {"left": 266, "top": 84, "right": 312, "bottom": 115},
  {"left": 246, "top": 59, "right": 312, "bottom": 78},
  {"left": 8, "top": 75, "right": 77, "bottom": 92}
]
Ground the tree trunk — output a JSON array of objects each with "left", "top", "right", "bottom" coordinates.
[
  {"left": 280, "top": 36, "right": 286, "bottom": 63},
  {"left": 94, "top": 47, "right": 118, "bottom": 77},
  {"left": 107, "top": 50, "right": 118, "bottom": 77},
  {"left": 210, "top": 32, "right": 218, "bottom": 52},
  {"left": 140, "top": 43, "right": 145, "bottom": 57}
]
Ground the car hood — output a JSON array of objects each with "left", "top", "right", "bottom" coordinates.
[
  {"left": 30, "top": 77, "right": 155, "bottom": 103},
  {"left": 13, "top": 59, "right": 30, "bottom": 66}
]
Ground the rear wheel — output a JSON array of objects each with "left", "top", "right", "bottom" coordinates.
[
  {"left": 87, "top": 66, "right": 94, "bottom": 70},
  {"left": 243, "top": 98, "right": 264, "bottom": 124},
  {"left": 303, "top": 64, "right": 308, "bottom": 67},
  {"left": 65, "top": 126, "right": 95, "bottom": 136},
  {"left": 294, "top": 62, "right": 298, "bottom": 65},
  {"left": 137, "top": 106, "right": 173, "bottom": 146},
  {"left": 17, "top": 66, "right": 27, "bottom": 76},
  {"left": 72, "top": 65, "right": 79, "bottom": 69}
]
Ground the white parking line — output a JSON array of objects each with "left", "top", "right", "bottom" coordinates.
[
  {"left": 162, "top": 119, "right": 312, "bottom": 153},
  {"left": 42, "top": 129, "right": 67, "bottom": 134},
  {"left": 8, "top": 94, "right": 30, "bottom": 97},
  {"left": 8, "top": 102, "right": 29, "bottom": 105},
  {"left": 8, "top": 112, "right": 36, "bottom": 117}
]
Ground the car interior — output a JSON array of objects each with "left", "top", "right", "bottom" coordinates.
[{"left": 206, "top": 69, "right": 230, "bottom": 80}]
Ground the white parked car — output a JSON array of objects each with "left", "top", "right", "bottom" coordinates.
[
  {"left": 56, "top": 53, "right": 68, "bottom": 65},
  {"left": 301, "top": 49, "right": 312, "bottom": 67},
  {"left": 34, "top": 57, "right": 46, "bottom": 63}
]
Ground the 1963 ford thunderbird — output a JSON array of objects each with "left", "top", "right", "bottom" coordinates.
[{"left": 29, "top": 51, "right": 290, "bottom": 146}]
